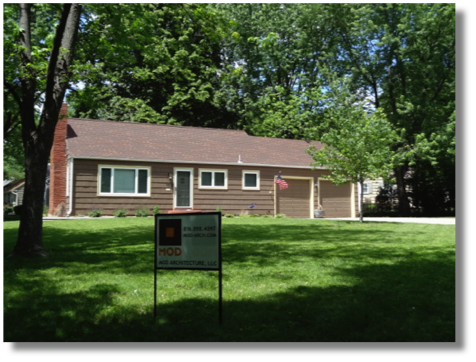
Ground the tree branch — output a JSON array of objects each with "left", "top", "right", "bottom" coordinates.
[
  {"left": 4, "top": 80, "right": 22, "bottom": 108},
  {"left": 4, "top": 111, "right": 21, "bottom": 138},
  {"left": 40, "top": 4, "right": 82, "bottom": 137},
  {"left": 18, "top": 3, "right": 36, "bottom": 133},
  {"left": 430, "top": 74, "right": 448, "bottom": 102},
  {"left": 44, "top": 4, "right": 72, "bottom": 103}
]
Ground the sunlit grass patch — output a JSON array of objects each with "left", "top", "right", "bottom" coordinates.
[{"left": 3, "top": 217, "right": 455, "bottom": 342}]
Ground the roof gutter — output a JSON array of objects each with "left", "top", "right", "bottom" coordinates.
[{"left": 67, "top": 156, "right": 326, "bottom": 170}]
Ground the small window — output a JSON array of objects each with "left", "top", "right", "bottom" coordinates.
[
  {"left": 199, "top": 169, "right": 227, "bottom": 189},
  {"left": 363, "top": 182, "right": 371, "bottom": 194},
  {"left": 99, "top": 166, "right": 150, "bottom": 196},
  {"left": 243, "top": 170, "right": 260, "bottom": 190}
]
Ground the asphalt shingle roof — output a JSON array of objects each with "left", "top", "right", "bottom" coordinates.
[{"left": 66, "top": 118, "right": 324, "bottom": 168}]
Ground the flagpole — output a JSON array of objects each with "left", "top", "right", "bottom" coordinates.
[{"left": 270, "top": 171, "right": 282, "bottom": 192}]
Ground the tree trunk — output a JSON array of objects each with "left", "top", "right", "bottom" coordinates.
[
  {"left": 394, "top": 165, "right": 411, "bottom": 216},
  {"left": 12, "top": 3, "right": 82, "bottom": 257},
  {"left": 14, "top": 141, "right": 50, "bottom": 256},
  {"left": 359, "top": 180, "right": 364, "bottom": 223}
]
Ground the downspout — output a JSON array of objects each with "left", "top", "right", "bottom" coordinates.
[
  {"left": 12, "top": 190, "right": 19, "bottom": 206},
  {"left": 67, "top": 157, "right": 74, "bottom": 216}
]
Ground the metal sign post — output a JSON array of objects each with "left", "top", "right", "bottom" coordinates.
[{"left": 154, "top": 212, "right": 222, "bottom": 324}]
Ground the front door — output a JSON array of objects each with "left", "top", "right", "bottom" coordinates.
[{"left": 175, "top": 170, "right": 192, "bottom": 208}]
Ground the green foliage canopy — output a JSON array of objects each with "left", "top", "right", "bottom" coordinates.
[
  {"left": 319, "top": 3, "right": 455, "bottom": 214},
  {"left": 67, "top": 3, "right": 233, "bottom": 128},
  {"left": 307, "top": 75, "right": 396, "bottom": 221}
]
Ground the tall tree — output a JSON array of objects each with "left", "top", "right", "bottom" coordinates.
[
  {"left": 321, "top": 3, "right": 455, "bottom": 215},
  {"left": 307, "top": 75, "right": 396, "bottom": 222},
  {"left": 4, "top": 3, "right": 82, "bottom": 256}
]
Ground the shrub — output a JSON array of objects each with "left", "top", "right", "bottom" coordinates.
[
  {"left": 13, "top": 205, "right": 23, "bottom": 215},
  {"left": 224, "top": 214, "right": 235, "bottom": 218},
  {"left": 43, "top": 205, "right": 49, "bottom": 216},
  {"left": 362, "top": 204, "right": 378, "bottom": 216},
  {"left": 216, "top": 206, "right": 222, "bottom": 213},
  {"left": 135, "top": 206, "right": 149, "bottom": 217},
  {"left": 275, "top": 214, "right": 286, "bottom": 218},
  {"left": 153, "top": 205, "right": 161, "bottom": 215},
  {"left": 88, "top": 209, "right": 102, "bottom": 217},
  {"left": 375, "top": 185, "right": 399, "bottom": 212},
  {"left": 113, "top": 208, "right": 128, "bottom": 217},
  {"left": 4, "top": 206, "right": 14, "bottom": 215},
  {"left": 249, "top": 214, "right": 260, "bottom": 218},
  {"left": 261, "top": 215, "right": 272, "bottom": 218}
]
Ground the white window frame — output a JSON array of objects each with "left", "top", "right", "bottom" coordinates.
[
  {"left": 363, "top": 182, "right": 371, "bottom": 194},
  {"left": 242, "top": 170, "right": 260, "bottom": 190},
  {"left": 98, "top": 165, "right": 151, "bottom": 197},
  {"left": 198, "top": 169, "right": 228, "bottom": 190}
]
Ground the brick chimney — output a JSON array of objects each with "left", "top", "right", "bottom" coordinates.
[{"left": 48, "top": 103, "right": 69, "bottom": 215}]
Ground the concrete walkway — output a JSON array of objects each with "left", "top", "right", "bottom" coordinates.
[
  {"left": 322, "top": 217, "right": 455, "bottom": 225},
  {"left": 43, "top": 216, "right": 455, "bottom": 225},
  {"left": 43, "top": 216, "right": 115, "bottom": 220}
]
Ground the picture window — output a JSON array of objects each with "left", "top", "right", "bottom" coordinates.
[{"left": 99, "top": 166, "right": 150, "bottom": 196}]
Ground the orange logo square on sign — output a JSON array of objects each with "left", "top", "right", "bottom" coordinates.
[{"left": 166, "top": 227, "right": 175, "bottom": 238}]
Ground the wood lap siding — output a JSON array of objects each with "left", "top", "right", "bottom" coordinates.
[
  {"left": 195, "top": 167, "right": 276, "bottom": 215},
  {"left": 71, "top": 159, "right": 355, "bottom": 217},
  {"left": 195, "top": 167, "right": 321, "bottom": 216},
  {"left": 73, "top": 159, "right": 174, "bottom": 215}
]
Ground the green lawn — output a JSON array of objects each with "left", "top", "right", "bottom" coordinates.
[{"left": 3, "top": 217, "right": 455, "bottom": 342}]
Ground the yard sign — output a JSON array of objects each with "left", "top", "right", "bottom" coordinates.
[{"left": 154, "top": 212, "right": 222, "bottom": 323}]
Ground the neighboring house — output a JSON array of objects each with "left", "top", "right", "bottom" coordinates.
[
  {"left": 3, "top": 179, "right": 25, "bottom": 206},
  {"left": 49, "top": 104, "right": 358, "bottom": 218},
  {"left": 3, "top": 164, "right": 50, "bottom": 208},
  {"left": 361, "top": 178, "right": 385, "bottom": 204}
]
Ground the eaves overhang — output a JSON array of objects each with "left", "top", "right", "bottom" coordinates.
[{"left": 68, "top": 156, "right": 325, "bottom": 170}]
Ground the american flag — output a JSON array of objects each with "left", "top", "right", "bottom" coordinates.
[{"left": 275, "top": 174, "right": 289, "bottom": 190}]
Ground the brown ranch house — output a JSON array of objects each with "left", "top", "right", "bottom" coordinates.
[{"left": 48, "top": 104, "right": 358, "bottom": 218}]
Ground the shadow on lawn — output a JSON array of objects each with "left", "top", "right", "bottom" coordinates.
[
  {"left": 4, "top": 256, "right": 455, "bottom": 342},
  {"left": 4, "top": 220, "right": 411, "bottom": 273},
  {"left": 3, "top": 221, "right": 455, "bottom": 342}
]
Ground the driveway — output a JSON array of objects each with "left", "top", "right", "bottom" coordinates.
[{"left": 323, "top": 217, "right": 455, "bottom": 225}]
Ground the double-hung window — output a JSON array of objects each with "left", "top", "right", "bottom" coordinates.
[
  {"left": 199, "top": 169, "right": 227, "bottom": 189},
  {"left": 242, "top": 170, "right": 260, "bottom": 190},
  {"left": 363, "top": 182, "right": 371, "bottom": 194},
  {"left": 99, "top": 166, "right": 150, "bottom": 196}
]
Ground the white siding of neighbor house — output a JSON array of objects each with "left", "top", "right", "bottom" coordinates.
[
  {"left": 362, "top": 178, "right": 385, "bottom": 204},
  {"left": 4, "top": 184, "right": 25, "bottom": 206}
]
